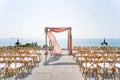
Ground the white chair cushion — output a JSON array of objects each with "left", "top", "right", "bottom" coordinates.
[
  {"left": 10, "top": 63, "right": 24, "bottom": 69},
  {"left": 0, "top": 63, "right": 6, "bottom": 69},
  {"left": 115, "top": 63, "right": 120, "bottom": 68},
  {"left": 98, "top": 63, "right": 110, "bottom": 68},
  {"left": 83, "top": 62, "right": 97, "bottom": 69},
  {"left": 16, "top": 58, "right": 21, "bottom": 61},
  {"left": 24, "top": 58, "right": 33, "bottom": 61},
  {"left": 0, "top": 58, "right": 4, "bottom": 61}
]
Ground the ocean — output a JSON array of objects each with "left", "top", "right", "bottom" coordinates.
[{"left": 0, "top": 38, "right": 120, "bottom": 48}]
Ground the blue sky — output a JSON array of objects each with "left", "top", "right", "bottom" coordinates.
[{"left": 0, "top": 0, "right": 120, "bottom": 39}]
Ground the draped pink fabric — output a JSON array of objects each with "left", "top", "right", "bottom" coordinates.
[
  {"left": 47, "top": 31, "right": 62, "bottom": 54},
  {"left": 46, "top": 27, "right": 72, "bottom": 55},
  {"left": 50, "top": 28, "right": 69, "bottom": 32}
]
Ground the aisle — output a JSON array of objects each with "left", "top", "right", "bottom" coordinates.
[{"left": 25, "top": 50, "right": 83, "bottom": 80}]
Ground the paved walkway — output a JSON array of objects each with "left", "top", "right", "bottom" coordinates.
[{"left": 24, "top": 50, "right": 84, "bottom": 80}]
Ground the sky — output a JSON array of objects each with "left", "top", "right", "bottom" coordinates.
[{"left": 0, "top": 0, "right": 120, "bottom": 39}]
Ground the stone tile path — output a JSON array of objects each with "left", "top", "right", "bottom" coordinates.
[{"left": 25, "top": 50, "right": 84, "bottom": 80}]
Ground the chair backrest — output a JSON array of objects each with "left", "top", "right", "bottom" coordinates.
[
  {"left": 103, "top": 49, "right": 116, "bottom": 68},
  {"left": 82, "top": 51, "right": 101, "bottom": 70}
]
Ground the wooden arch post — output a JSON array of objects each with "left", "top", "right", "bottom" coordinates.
[{"left": 68, "top": 27, "right": 72, "bottom": 55}]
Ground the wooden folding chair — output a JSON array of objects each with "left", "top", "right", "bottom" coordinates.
[
  {"left": 0, "top": 52, "right": 6, "bottom": 80},
  {"left": 77, "top": 48, "right": 91, "bottom": 72},
  {"left": 115, "top": 50, "right": 120, "bottom": 80},
  {"left": 20, "top": 50, "right": 33, "bottom": 72},
  {"left": 33, "top": 46, "right": 42, "bottom": 61},
  {"left": 6, "top": 49, "right": 25, "bottom": 80},
  {"left": 73, "top": 46, "right": 80, "bottom": 61},
  {"left": 98, "top": 49, "right": 116, "bottom": 80},
  {"left": 81, "top": 51, "right": 100, "bottom": 80}
]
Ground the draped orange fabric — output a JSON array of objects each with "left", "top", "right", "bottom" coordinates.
[
  {"left": 47, "top": 31, "right": 62, "bottom": 54},
  {"left": 46, "top": 27, "right": 72, "bottom": 55}
]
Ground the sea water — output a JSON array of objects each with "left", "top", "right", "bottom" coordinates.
[
  {"left": 0, "top": 38, "right": 120, "bottom": 48},
  {"left": 59, "top": 39, "right": 120, "bottom": 48}
]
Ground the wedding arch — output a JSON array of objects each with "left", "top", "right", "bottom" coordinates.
[{"left": 44, "top": 27, "right": 72, "bottom": 55}]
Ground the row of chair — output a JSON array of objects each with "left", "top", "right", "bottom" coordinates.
[
  {"left": 74, "top": 46, "right": 120, "bottom": 80},
  {"left": 0, "top": 46, "right": 42, "bottom": 80}
]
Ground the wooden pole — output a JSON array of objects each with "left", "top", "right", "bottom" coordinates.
[{"left": 45, "top": 27, "right": 48, "bottom": 62}]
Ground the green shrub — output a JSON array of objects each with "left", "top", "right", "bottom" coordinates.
[{"left": 19, "top": 42, "right": 39, "bottom": 47}]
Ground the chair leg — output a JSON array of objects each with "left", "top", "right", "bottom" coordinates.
[
  {"left": 95, "top": 69, "right": 98, "bottom": 80},
  {"left": 0, "top": 71, "right": 1, "bottom": 80},
  {"left": 113, "top": 69, "right": 115, "bottom": 80},
  {"left": 92, "top": 70, "right": 94, "bottom": 76},
  {"left": 118, "top": 69, "right": 120, "bottom": 80},
  {"left": 85, "top": 72, "right": 87, "bottom": 80}
]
